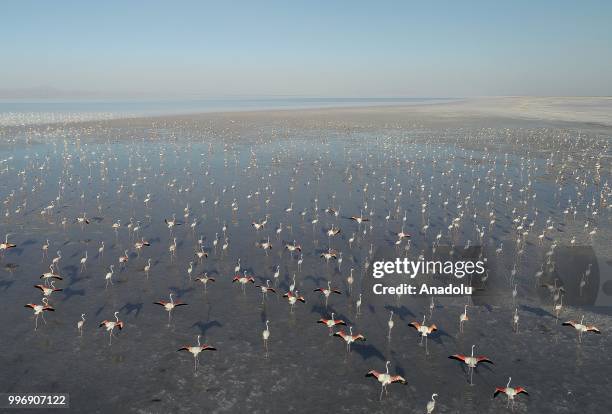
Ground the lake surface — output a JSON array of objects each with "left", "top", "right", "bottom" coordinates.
[{"left": 0, "top": 108, "right": 610, "bottom": 413}]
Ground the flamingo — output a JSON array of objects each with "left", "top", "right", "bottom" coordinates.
[
  {"left": 105, "top": 265, "right": 115, "bottom": 288},
  {"left": 317, "top": 312, "right": 346, "bottom": 335},
  {"left": 24, "top": 297, "right": 54, "bottom": 330},
  {"left": 195, "top": 248, "right": 208, "bottom": 263},
  {"left": 285, "top": 240, "right": 302, "bottom": 255},
  {"left": 178, "top": 335, "right": 216, "bottom": 371},
  {"left": 154, "top": 293, "right": 188, "bottom": 323},
  {"left": 99, "top": 312, "right": 124, "bottom": 345},
  {"left": 34, "top": 280, "right": 62, "bottom": 297},
  {"left": 408, "top": 315, "right": 438, "bottom": 354},
  {"left": 313, "top": 281, "right": 342, "bottom": 307},
  {"left": 77, "top": 313, "right": 86, "bottom": 336},
  {"left": 449, "top": 344, "right": 494, "bottom": 385},
  {"left": 195, "top": 273, "right": 215, "bottom": 293},
  {"left": 459, "top": 305, "right": 469, "bottom": 333},
  {"left": 334, "top": 326, "right": 365, "bottom": 352},
  {"left": 562, "top": 315, "right": 601, "bottom": 343},
  {"left": 79, "top": 251, "right": 88, "bottom": 272},
  {"left": 255, "top": 280, "right": 276, "bottom": 303},
  {"left": 52, "top": 250, "right": 62, "bottom": 266},
  {"left": 365, "top": 361, "right": 407, "bottom": 400},
  {"left": 98, "top": 241, "right": 105, "bottom": 260},
  {"left": 320, "top": 248, "right": 338, "bottom": 262},
  {"left": 512, "top": 308, "right": 519, "bottom": 332},
  {"left": 494, "top": 377, "right": 528, "bottom": 409},
  {"left": 144, "top": 259, "right": 152, "bottom": 278},
  {"left": 262, "top": 320, "right": 270, "bottom": 357},
  {"left": 346, "top": 268, "right": 354, "bottom": 293},
  {"left": 40, "top": 265, "right": 62, "bottom": 285},
  {"left": 119, "top": 250, "right": 129, "bottom": 266},
  {"left": 426, "top": 393, "right": 438, "bottom": 413},
  {"left": 41, "top": 239, "right": 49, "bottom": 259},
  {"left": 232, "top": 271, "right": 255, "bottom": 292},
  {"left": 387, "top": 310, "right": 394, "bottom": 340},
  {"left": 283, "top": 290, "right": 306, "bottom": 312}
]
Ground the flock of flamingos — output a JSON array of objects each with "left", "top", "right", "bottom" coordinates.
[{"left": 0, "top": 116, "right": 610, "bottom": 412}]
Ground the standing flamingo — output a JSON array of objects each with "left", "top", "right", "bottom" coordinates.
[
  {"left": 262, "top": 320, "right": 270, "bottom": 357},
  {"left": 426, "top": 393, "right": 438, "bottom": 413},
  {"left": 313, "top": 281, "right": 342, "bottom": 307},
  {"left": 408, "top": 315, "right": 438, "bottom": 354},
  {"left": 365, "top": 361, "right": 407, "bottom": 400},
  {"left": 334, "top": 326, "right": 366, "bottom": 352},
  {"left": 317, "top": 312, "right": 346, "bottom": 335},
  {"left": 449, "top": 344, "right": 493, "bottom": 385},
  {"left": 459, "top": 305, "right": 469, "bottom": 333},
  {"left": 24, "top": 298, "right": 54, "bottom": 330},
  {"left": 154, "top": 293, "right": 187, "bottom": 324},
  {"left": 99, "top": 311, "right": 124, "bottom": 345},
  {"left": 494, "top": 377, "right": 528, "bottom": 409},
  {"left": 177, "top": 335, "right": 216, "bottom": 371},
  {"left": 77, "top": 313, "right": 86, "bottom": 336}
]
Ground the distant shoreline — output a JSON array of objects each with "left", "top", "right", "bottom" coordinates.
[{"left": 1, "top": 97, "right": 611, "bottom": 129}]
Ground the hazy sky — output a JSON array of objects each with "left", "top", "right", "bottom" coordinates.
[{"left": 2, "top": 1, "right": 611, "bottom": 98}]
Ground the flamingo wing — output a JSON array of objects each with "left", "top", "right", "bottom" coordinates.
[
  {"left": 390, "top": 375, "right": 407, "bottom": 384},
  {"left": 449, "top": 354, "right": 467, "bottom": 362},
  {"left": 476, "top": 356, "right": 494, "bottom": 364},
  {"left": 493, "top": 387, "right": 505, "bottom": 398},
  {"left": 586, "top": 325, "right": 601, "bottom": 333},
  {"left": 515, "top": 387, "right": 528, "bottom": 395},
  {"left": 365, "top": 370, "right": 381, "bottom": 379},
  {"left": 408, "top": 321, "right": 421, "bottom": 330}
]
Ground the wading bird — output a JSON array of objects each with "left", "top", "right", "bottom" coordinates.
[
  {"left": 34, "top": 281, "right": 62, "bottom": 297},
  {"left": 262, "top": 320, "right": 270, "bottom": 357},
  {"left": 313, "top": 281, "right": 342, "bottom": 307},
  {"left": 77, "top": 313, "right": 86, "bottom": 336},
  {"left": 178, "top": 335, "right": 216, "bottom": 371},
  {"left": 334, "top": 326, "right": 365, "bottom": 352},
  {"left": 408, "top": 316, "right": 438, "bottom": 354},
  {"left": 366, "top": 361, "right": 407, "bottom": 401},
  {"left": 154, "top": 293, "right": 188, "bottom": 323},
  {"left": 24, "top": 297, "right": 54, "bottom": 330},
  {"left": 493, "top": 377, "right": 528, "bottom": 409},
  {"left": 99, "top": 311, "right": 124, "bottom": 345},
  {"left": 426, "top": 393, "right": 438, "bottom": 414},
  {"left": 283, "top": 290, "right": 306, "bottom": 312},
  {"left": 562, "top": 315, "right": 601, "bottom": 343},
  {"left": 449, "top": 345, "right": 493, "bottom": 385},
  {"left": 317, "top": 312, "right": 346, "bottom": 335}
]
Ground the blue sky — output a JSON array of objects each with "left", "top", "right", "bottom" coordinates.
[{"left": 2, "top": 1, "right": 611, "bottom": 98}]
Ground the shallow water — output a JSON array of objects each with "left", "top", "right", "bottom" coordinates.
[{"left": 0, "top": 111, "right": 610, "bottom": 413}]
